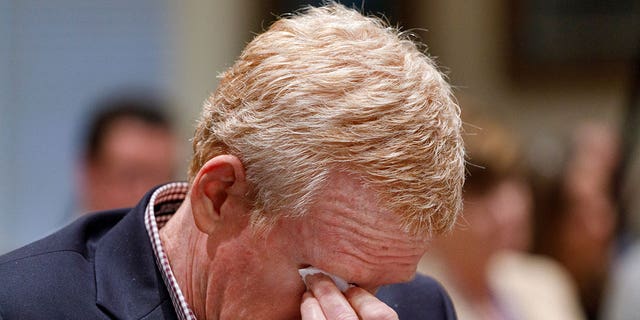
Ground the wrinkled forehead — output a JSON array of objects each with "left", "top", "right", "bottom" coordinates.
[
  {"left": 293, "top": 173, "right": 429, "bottom": 285},
  {"left": 312, "top": 170, "right": 430, "bottom": 244}
]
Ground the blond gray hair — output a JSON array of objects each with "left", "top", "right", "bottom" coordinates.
[{"left": 189, "top": 3, "right": 464, "bottom": 235}]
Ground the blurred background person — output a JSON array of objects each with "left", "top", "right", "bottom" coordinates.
[
  {"left": 419, "top": 106, "right": 585, "bottom": 320},
  {"left": 76, "top": 93, "right": 179, "bottom": 214},
  {"left": 531, "top": 122, "right": 621, "bottom": 320}
]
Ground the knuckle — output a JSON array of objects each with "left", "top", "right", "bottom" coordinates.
[{"left": 335, "top": 312, "right": 359, "bottom": 320}]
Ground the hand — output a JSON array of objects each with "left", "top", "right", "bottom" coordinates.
[{"left": 300, "top": 273, "right": 399, "bottom": 320}]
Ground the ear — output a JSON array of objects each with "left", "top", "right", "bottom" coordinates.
[{"left": 190, "top": 155, "right": 249, "bottom": 235}]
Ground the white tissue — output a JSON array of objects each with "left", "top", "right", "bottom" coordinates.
[{"left": 298, "top": 267, "right": 351, "bottom": 292}]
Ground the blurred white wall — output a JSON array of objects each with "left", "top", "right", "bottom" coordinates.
[
  {"left": 0, "top": 0, "right": 170, "bottom": 253},
  {"left": 0, "top": 0, "right": 260, "bottom": 254},
  {"left": 0, "top": 0, "right": 11, "bottom": 251}
]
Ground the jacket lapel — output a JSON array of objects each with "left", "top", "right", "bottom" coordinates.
[{"left": 94, "top": 191, "right": 178, "bottom": 319}]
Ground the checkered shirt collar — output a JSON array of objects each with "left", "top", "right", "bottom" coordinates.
[{"left": 144, "top": 182, "right": 197, "bottom": 320}]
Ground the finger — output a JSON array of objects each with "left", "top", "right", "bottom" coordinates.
[
  {"left": 301, "top": 291, "right": 327, "bottom": 320},
  {"left": 306, "top": 273, "right": 358, "bottom": 320},
  {"left": 345, "top": 287, "right": 399, "bottom": 320}
]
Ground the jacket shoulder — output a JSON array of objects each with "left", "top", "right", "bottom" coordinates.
[
  {"left": 0, "top": 209, "right": 127, "bottom": 265},
  {"left": 0, "top": 210, "right": 128, "bottom": 319},
  {"left": 376, "top": 274, "right": 457, "bottom": 319}
]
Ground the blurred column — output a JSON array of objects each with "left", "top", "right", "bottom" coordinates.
[{"left": 168, "top": 0, "right": 256, "bottom": 175}]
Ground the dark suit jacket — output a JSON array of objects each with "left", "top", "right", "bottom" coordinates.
[
  {"left": 377, "top": 275, "right": 457, "bottom": 319},
  {"left": 0, "top": 188, "right": 457, "bottom": 319}
]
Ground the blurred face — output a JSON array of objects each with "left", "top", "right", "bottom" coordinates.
[
  {"left": 83, "top": 118, "right": 177, "bottom": 212},
  {"left": 489, "top": 178, "right": 533, "bottom": 251},
  {"left": 458, "top": 190, "right": 502, "bottom": 255},
  {"left": 439, "top": 177, "right": 532, "bottom": 268},
  {"left": 211, "top": 172, "right": 428, "bottom": 319},
  {"left": 433, "top": 184, "right": 504, "bottom": 268}
]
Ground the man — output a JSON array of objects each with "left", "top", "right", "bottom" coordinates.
[
  {"left": 77, "top": 94, "right": 178, "bottom": 213},
  {"left": 0, "top": 4, "right": 464, "bottom": 319}
]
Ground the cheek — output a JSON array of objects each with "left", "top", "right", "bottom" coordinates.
[
  {"left": 254, "top": 228, "right": 309, "bottom": 295},
  {"left": 215, "top": 235, "right": 308, "bottom": 311},
  {"left": 245, "top": 250, "right": 307, "bottom": 317}
]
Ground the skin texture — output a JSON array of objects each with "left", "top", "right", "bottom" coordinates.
[
  {"left": 81, "top": 117, "right": 177, "bottom": 212},
  {"left": 160, "top": 155, "right": 427, "bottom": 319}
]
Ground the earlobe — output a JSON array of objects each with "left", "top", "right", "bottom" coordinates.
[{"left": 190, "top": 155, "right": 248, "bottom": 235}]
